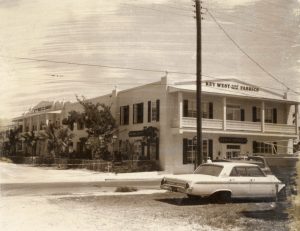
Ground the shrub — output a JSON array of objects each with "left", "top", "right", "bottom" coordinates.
[{"left": 115, "top": 186, "right": 138, "bottom": 192}]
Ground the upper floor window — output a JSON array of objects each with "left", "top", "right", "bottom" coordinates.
[
  {"left": 148, "top": 100, "right": 160, "bottom": 122},
  {"left": 183, "top": 100, "right": 213, "bottom": 119},
  {"left": 77, "top": 120, "right": 84, "bottom": 130},
  {"left": 226, "top": 104, "right": 244, "bottom": 121},
  {"left": 253, "top": 106, "right": 277, "bottom": 123},
  {"left": 265, "top": 108, "right": 277, "bottom": 123},
  {"left": 133, "top": 103, "right": 143, "bottom": 124},
  {"left": 120, "top": 105, "right": 129, "bottom": 125}
]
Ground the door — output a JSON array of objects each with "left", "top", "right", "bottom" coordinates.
[
  {"left": 226, "top": 145, "right": 241, "bottom": 159},
  {"left": 246, "top": 166, "right": 275, "bottom": 198},
  {"left": 228, "top": 166, "right": 252, "bottom": 198}
]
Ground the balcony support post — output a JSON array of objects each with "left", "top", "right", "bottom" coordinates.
[
  {"left": 261, "top": 101, "right": 265, "bottom": 132},
  {"left": 178, "top": 92, "right": 183, "bottom": 128},
  {"left": 222, "top": 97, "right": 226, "bottom": 130}
]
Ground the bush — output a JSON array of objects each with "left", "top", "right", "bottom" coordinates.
[
  {"left": 0, "top": 157, "right": 12, "bottom": 163},
  {"left": 115, "top": 186, "right": 138, "bottom": 192}
]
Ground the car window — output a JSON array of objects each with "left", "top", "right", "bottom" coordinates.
[
  {"left": 230, "top": 167, "right": 247, "bottom": 176},
  {"left": 246, "top": 167, "right": 265, "bottom": 177},
  {"left": 194, "top": 165, "right": 223, "bottom": 176}
]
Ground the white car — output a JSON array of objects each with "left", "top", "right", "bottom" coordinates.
[{"left": 160, "top": 162, "right": 285, "bottom": 202}]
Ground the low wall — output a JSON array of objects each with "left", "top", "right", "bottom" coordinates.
[{"left": 8, "top": 156, "right": 159, "bottom": 173}]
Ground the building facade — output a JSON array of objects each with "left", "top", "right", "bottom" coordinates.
[{"left": 11, "top": 77, "right": 300, "bottom": 173}]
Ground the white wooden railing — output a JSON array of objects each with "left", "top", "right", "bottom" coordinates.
[{"left": 174, "top": 117, "right": 296, "bottom": 134}]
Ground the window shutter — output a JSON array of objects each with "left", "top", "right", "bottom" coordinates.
[
  {"left": 241, "top": 109, "right": 245, "bottom": 121},
  {"left": 139, "top": 103, "right": 144, "bottom": 123},
  {"left": 156, "top": 99, "right": 160, "bottom": 121},
  {"left": 273, "top": 108, "right": 277, "bottom": 124},
  {"left": 208, "top": 139, "right": 213, "bottom": 160},
  {"left": 183, "top": 100, "right": 188, "bottom": 117},
  {"left": 148, "top": 101, "right": 151, "bottom": 122},
  {"left": 133, "top": 104, "right": 135, "bottom": 124},
  {"left": 209, "top": 102, "right": 213, "bottom": 119},
  {"left": 253, "top": 141, "right": 257, "bottom": 153},
  {"left": 252, "top": 106, "right": 257, "bottom": 122},
  {"left": 183, "top": 138, "right": 188, "bottom": 164}
]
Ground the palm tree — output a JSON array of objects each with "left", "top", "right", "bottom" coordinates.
[
  {"left": 7, "top": 127, "right": 21, "bottom": 156},
  {"left": 38, "top": 123, "right": 74, "bottom": 158},
  {"left": 21, "top": 131, "right": 37, "bottom": 156}
]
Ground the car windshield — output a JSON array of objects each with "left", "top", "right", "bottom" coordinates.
[{"left": 193, "top": 165, "right": 223, "bottom": 176}]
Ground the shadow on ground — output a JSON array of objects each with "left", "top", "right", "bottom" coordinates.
[{"left": 156, "top": 197, "right": 275, "bottom": 206}]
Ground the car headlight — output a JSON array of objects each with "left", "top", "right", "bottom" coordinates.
[
  {"left": 185, "top": 183, "right": 190, "bottom": 189},
  {"left": 161, "top": 178, "right": 166, "bottom": 185}
]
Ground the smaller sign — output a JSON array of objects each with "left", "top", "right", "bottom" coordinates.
[
  {"left": 219, "top": 137, "right": 248, "bottom": 144},
  {"left": 128, "top": 130, "right": 145, "bottom": 137}
]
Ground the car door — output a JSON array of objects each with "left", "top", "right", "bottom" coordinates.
[
  {"left": 246, "top": 166, "right": 275, "bottom": 198},
  {"left": 228, "top": 166, "right": 252, "bottom": 198}
]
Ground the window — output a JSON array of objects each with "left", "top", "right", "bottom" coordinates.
[
  {"left": 226, "top": 105, "right": 243, "bottom": 121},
  {"left": 183, "top": 138, "right": 213, "bottom": 164},
  {"left": 230, "top": 167, "right": 247, "bottom": 176},
  {"left": 194, "top": 165, "right": 223, "bottom": 176},
  {"left": 246, "top": 167, "right": 265, "bottom": 177},
  {"left": 265, "top": 108, "right": 277, "bottom": 123},
  {"left": 148, "top": 100, "right": 160, "bottom": 122},
  {"left": 252, "top": 107, "right": 261, "bottom": 122},
  {"left": 253, "top": 141, "right": 277, "bottom": 154},
  {"left": 120, "top": 105, "right": 129, "bottom": 125},
  {"left": 77, "top": 120, "right": 84, "bottom": 130},
  {"left": 183, "top": 100, "right": 213, "bottom": 118},
  {"left": 133, "top": 103, "right": 143, "bottom": 124}
]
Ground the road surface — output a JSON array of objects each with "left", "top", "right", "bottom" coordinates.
[{"left": 0, "top": 162, "right": 295, "bottom": 231}]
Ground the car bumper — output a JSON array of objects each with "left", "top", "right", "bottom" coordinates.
[{"left": 160, "top": 184, "right": 191, "bottom": 194}]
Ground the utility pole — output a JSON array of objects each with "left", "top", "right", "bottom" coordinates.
[{"left": 195, "top": 0, "right": 203, "bottom": 168}]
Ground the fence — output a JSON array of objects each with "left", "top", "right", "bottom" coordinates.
[{"left": 7, "top": 156, "right": 159, "bottom": 173}]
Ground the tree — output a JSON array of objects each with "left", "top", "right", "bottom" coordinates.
[
  {"left": 21, "top": 131, "right": 37, "bottom": 156},
  {"left": 76, "top": 95, "right": 116, "bottom": 160},
  {"left": 7, "top": 127, "right": 21, "bottom": 156},
  {"left": 39, "top": 123, "right": 74, "bottom": 158}
]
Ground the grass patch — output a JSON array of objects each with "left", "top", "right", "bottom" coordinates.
[{"left": 115, "top": 186, "right": 138, "bottom": 193}]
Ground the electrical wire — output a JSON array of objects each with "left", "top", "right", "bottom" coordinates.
[{"left": 207, "top": 9, "right": 300, "bottom": 96}]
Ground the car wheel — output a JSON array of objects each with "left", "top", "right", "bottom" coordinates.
[
  {"left": 187, "top": 194, "right": 200, "bottom": 200},
  {"left": 210, "top": 191, "right": 231, "bottom": 204}
]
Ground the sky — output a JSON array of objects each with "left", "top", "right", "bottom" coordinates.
[{"left": 0, "top": 0, "right": 300, "bottom": 121}]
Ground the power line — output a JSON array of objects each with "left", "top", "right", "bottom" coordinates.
[
  {"left": 207, "top": 10, "right": 300, "bottom": 96},
  {"left": 0, "top": 55, "right": 195, "bottom": 75},
  {"left": 208, "top": 9, "right": 297, "bottom": 44}
]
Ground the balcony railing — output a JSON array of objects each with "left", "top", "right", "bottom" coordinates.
[{"left": 174, "top": 117, "right": 296, "bottom": 135}]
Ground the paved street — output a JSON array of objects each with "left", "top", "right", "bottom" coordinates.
[{"left": 0, "top": 162, "right": 296, "bottom": 231}]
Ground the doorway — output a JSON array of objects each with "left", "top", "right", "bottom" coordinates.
[{"left": 226, "top": 144, "right": 241, "bottom": 159}]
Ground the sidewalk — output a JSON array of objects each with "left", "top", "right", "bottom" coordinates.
[{"left": 0, "top": 162, "right": 171, "bottom": 184}]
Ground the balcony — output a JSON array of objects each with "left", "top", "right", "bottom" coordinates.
[{"left": 173, "top": 117, "right": 297, "bottom": 135}]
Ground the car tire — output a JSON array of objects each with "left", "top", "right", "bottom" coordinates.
[
  {"left": 210, "top": 191, "right": 231, "bottom": 204},
  {"left": 187, "top": 194, "right": 200, "bottom": 200}
]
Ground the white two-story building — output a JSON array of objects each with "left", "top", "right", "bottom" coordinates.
[{"left": 116, "top": 77, "right": 299, "bottom": 173}]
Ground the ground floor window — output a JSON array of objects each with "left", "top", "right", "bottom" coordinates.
[
  {"left": 253, "top": 141, "right": 277, "bottom": 154},
  {"left": 183, "top": 138, "right": 213, "bottom": 164}
]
